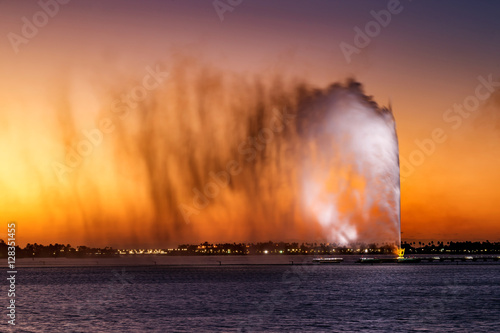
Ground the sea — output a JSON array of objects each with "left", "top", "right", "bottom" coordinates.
[{"left": 1, "top": 255, "right": 500, "bottom": 332}]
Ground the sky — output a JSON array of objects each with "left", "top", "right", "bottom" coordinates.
[{"left": 1, "top": 0, "right": 499, "bottom": 247}]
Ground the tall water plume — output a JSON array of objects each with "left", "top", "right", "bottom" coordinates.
[{"left": 3, "top": 60, "right": 401, "bottom": 247}]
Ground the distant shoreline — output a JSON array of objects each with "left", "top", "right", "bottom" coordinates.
[
  {"left": 3, "top": 254, "right": 499, "bottom": 269},
  {"left": 2, "top": 240, "right": 500, "bottom": 259}
]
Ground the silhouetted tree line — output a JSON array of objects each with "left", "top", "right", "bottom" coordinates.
[
  {"left": 0, "top": 240, "right": 117, "bottom": 258},
  {"left": 177, "top": 241, "right": 397, "bottom": 255},
  {"left": 2, "top": 239, "right": 499, "bottom": 258},
  {"left": 402, "top": 240, "right": 500, "bottom": 254}
]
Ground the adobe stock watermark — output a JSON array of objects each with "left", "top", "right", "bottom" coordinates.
[
  {"left": 400, "top": 74, "right": 500, "bottom": 182},
  {"left": 213, "top": 0, "right": 243, "bottom": 22},
  {"left": 52, "top": 65, "right": 169, "bottom": 183},
  {"left": 340, "top": 0, "right": 412, "bottom": 64},
  {"left": 6, "top": 221, "right": 17, "bottom": 327},
  {"left": 178, "top": 107, "right": 296, "bottom": 224},
  {"left": 7, "top": 0, "right": 71, "bottom": 54}
]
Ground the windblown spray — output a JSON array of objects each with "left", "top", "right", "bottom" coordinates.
[{"left": 9, "top": 62, "right": 401, "bottom": 247}]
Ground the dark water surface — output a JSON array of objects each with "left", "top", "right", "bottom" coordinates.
[{"left": 2, "top": 258, "right": 500, "bottom": 332}]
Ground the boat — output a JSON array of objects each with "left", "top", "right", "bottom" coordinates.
[
  {"left": 357, "top": 258, "right": 382, "bottom": 264},
  {"left": 312, "top": 257, "right": 344, "bottom": 264}
]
